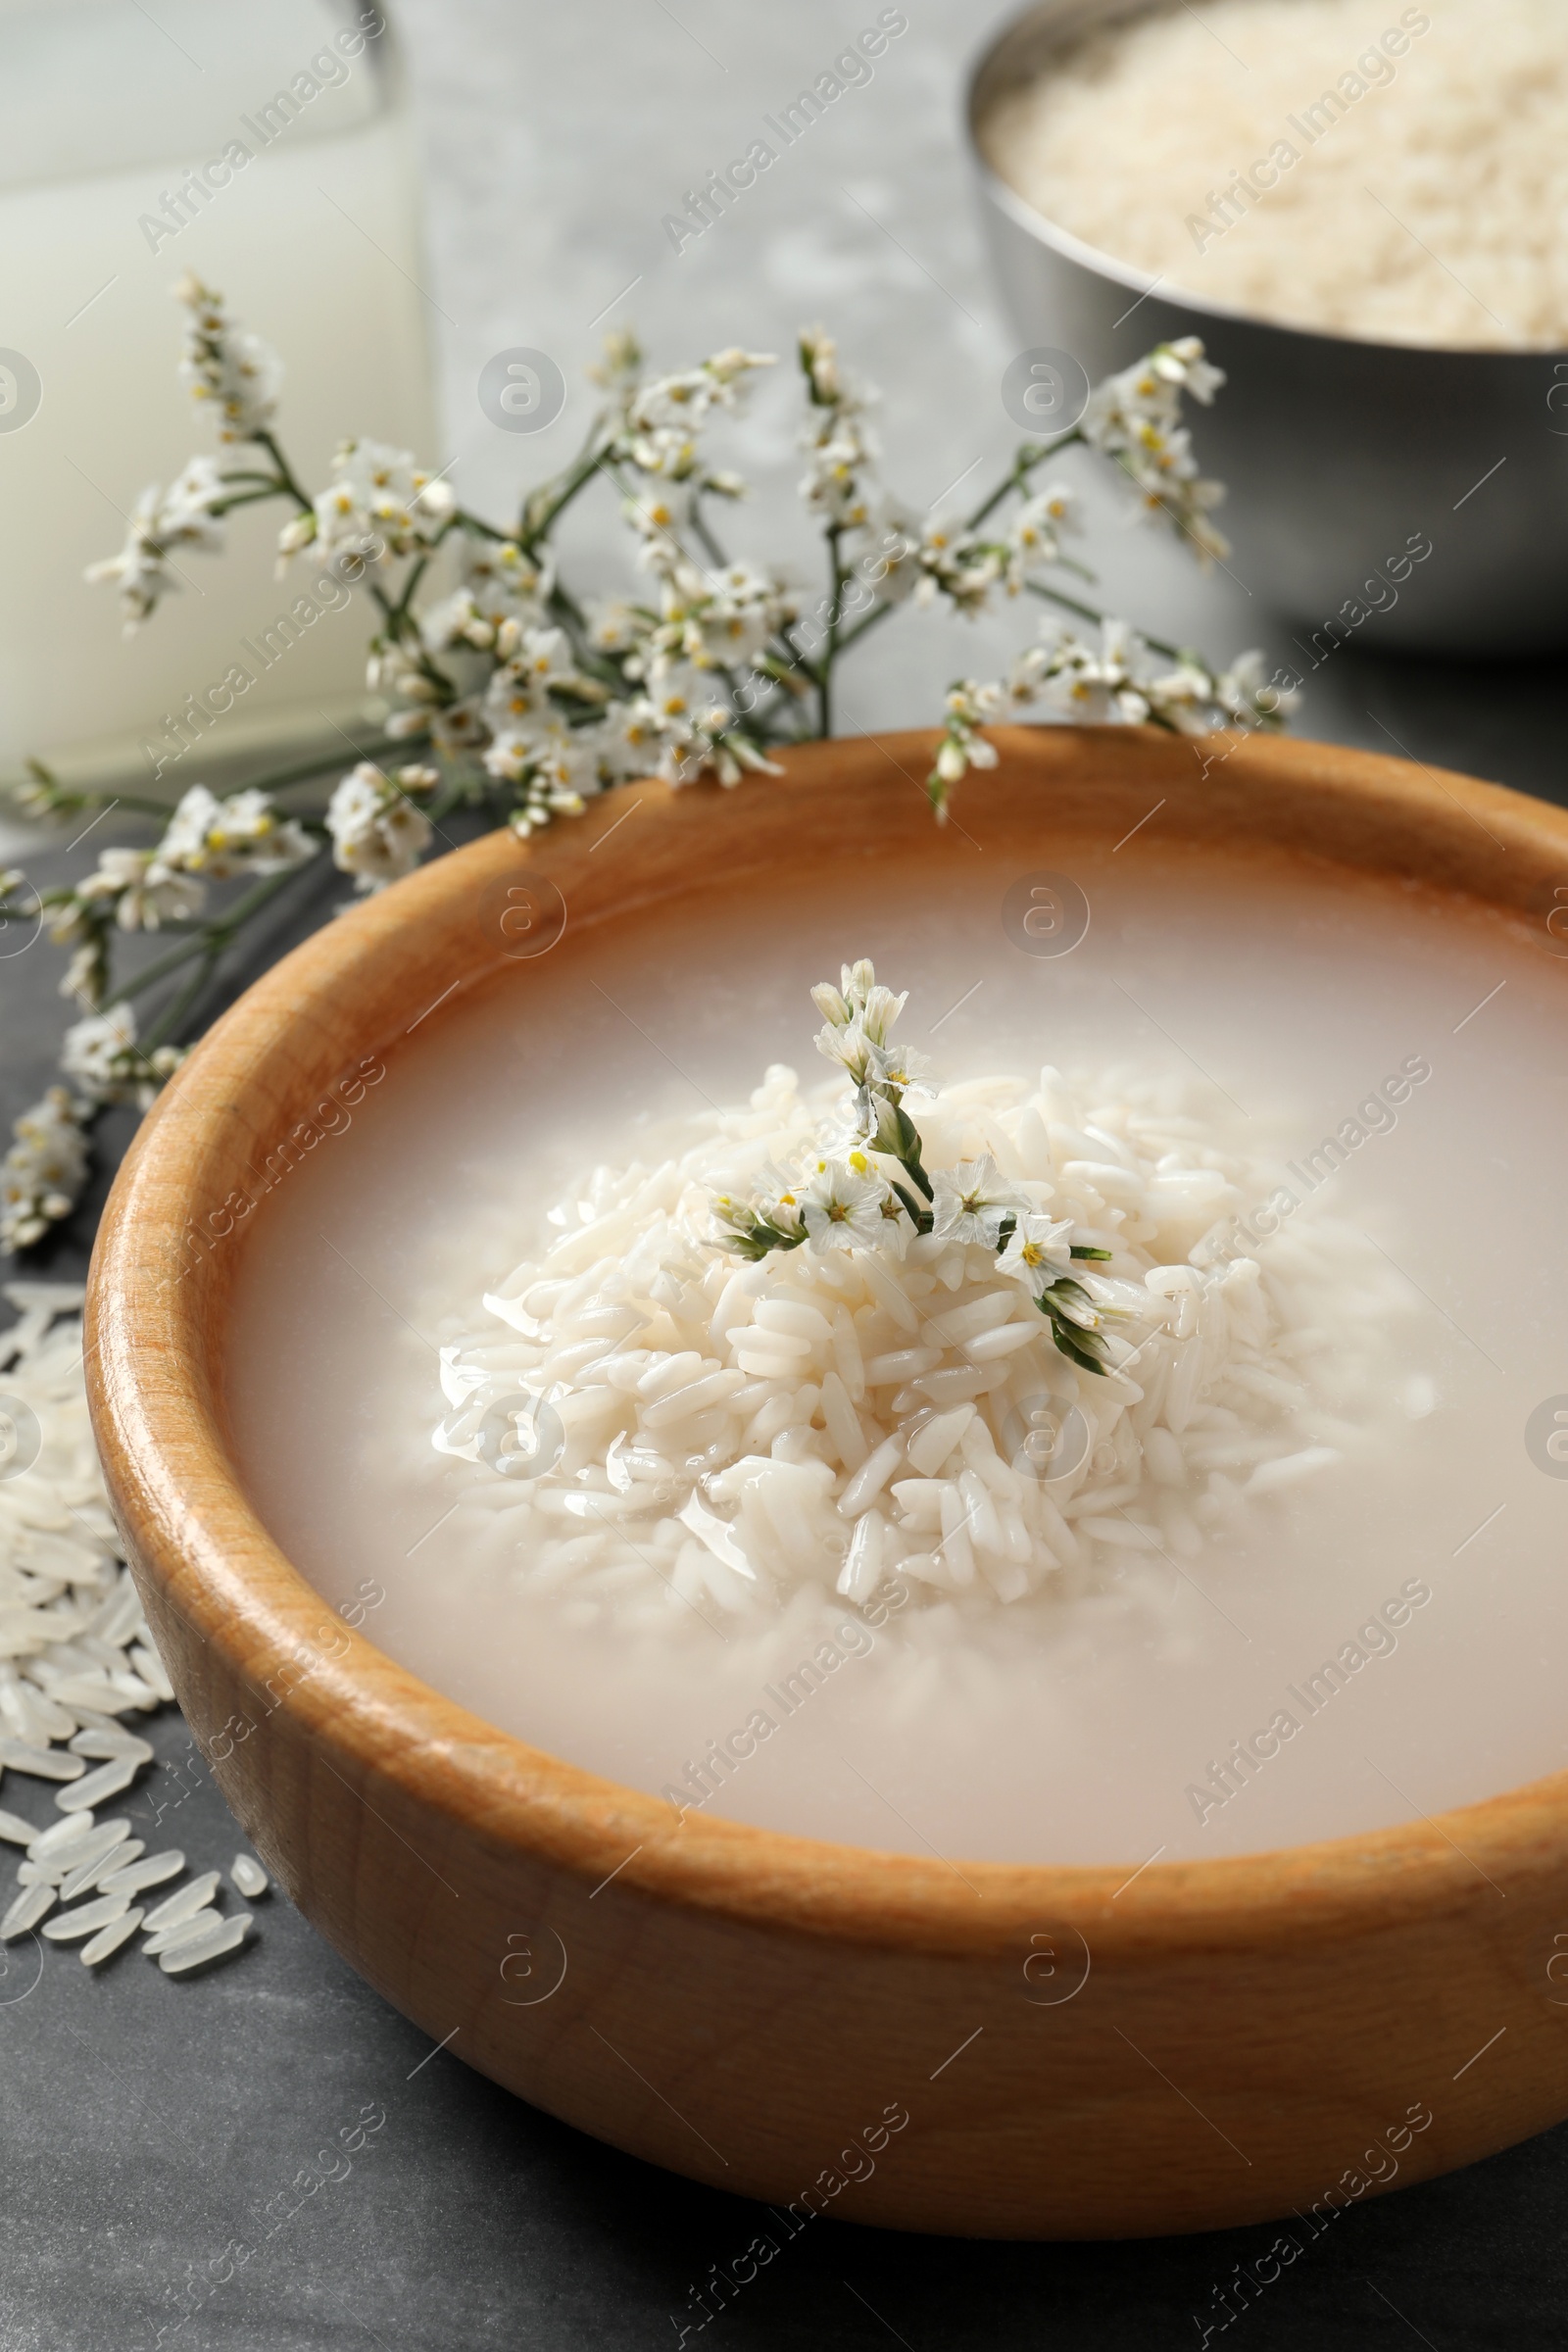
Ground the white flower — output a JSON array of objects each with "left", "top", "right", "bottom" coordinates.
[
  {"left": 1150, "top": 335, "right": 1226, "bottom": 406},
  {"left": 156, "top": 785, "right": 315, "bottom": 880},
  {"left": 821, "top": 959, "right": 905, "bottom": 1043},
  {"left": 287, "top": 439, "right": 456, "bottom": 570},
  {"left": 857, "top": 504, "right": 921, "bottom": 604},
  {"left": 176, "top": 273, "right": 282, "bottom": 445},
  {"left": 800, "top": 421, "right": 878, "bottom": 529},
  {"left": 1039, "top": 621, "right": 1153, "bottom": 724},
  {"left": 798, "top": 326, "right": 844, "bottom": 406},
  {"left": 812, "top": 961, "right": 930, "bottom": 1096},
  {"left": 618, "top": 481, "right": 697, "bottom": 575},
  {"left": 420, "top": 540, "right": 551, "bottom": 653},
  {"left": 60, "top": 945, "right": 106, "bottom": 1009},
  {"left": 424, "top": 698, "right": 490, "bottom": 754},
  {"left": 927, "top": 680, "right": 1004, "bottom": 807},
  {"left": 1082, "top": 338, "right": 1230, "bottom": 563},
  {"left": 508, "top": 626, "right": 575, "bottom": 689},
  {"left": 84, "top": 459, "right": 228, "bottom": 631},
  {"left": 325, "top": 763, "right": 434, "bottom": 892},
  {"left": 796, "top": 326, "right": 881, "bottom": 529},
  {"left": 755, "top": 1163, "right": 809, "bottom": 1244},
  {"left": 814, "top": 1018, "right": 882, "bottom": 1085},
  {"left": 930, "top": 1153, "right": 1027, "bottom": 1248},
  {"left": 913, "top": 520, "right": 1003, "bottom": 615},
  {"left": 0, "top": 1089, "right": 89, "bottom": 1253},
  {"left": 998, "top": 1211, "right": 1076, "bottom": 1298},
  {"left": 586, "top": 600, "right": 646, "bottom": 655},
  {"left": 497, "top": 721, "right": 599, "bottom": 833},
  {"left": 801, "top": 1155, "right": 890, "bottom": 1251},
  {"left": 866, "top": 1035, "right": 930, "bottom": 1092},
  {"left": 642, "top": 563, "right": 790, "bottom": 674},
  {"left": 1006, "top": 484, "right": 1078, "bottom": 587},
  {"left": 77, "top": 847, "right": 206, "bottom": 932},
  {"left": 639, "top": 667, "right": 725, "bottom": 764},
  {"left": 1216, "top": 650, "right": 1300, "bottom": 728},
  {"left": 589, "top": 697, "right": 667, "bottom": 786},
  {"left": 620, "top": 349, "right": 775, "bottom": 479},
  {"left": 61, "top": 1004, "right": 141, "bottom": 1105}
]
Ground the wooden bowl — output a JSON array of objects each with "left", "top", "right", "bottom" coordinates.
[{"left": 87, "top": 728, "right": 1568, "bottom": 2239}]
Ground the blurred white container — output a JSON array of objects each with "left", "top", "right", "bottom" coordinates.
[{"left": 0, "top": 0, "right": 437, "bottom": 791}]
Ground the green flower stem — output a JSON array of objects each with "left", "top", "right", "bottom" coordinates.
[
  {"left": 1023, "top": 580, "right": 1184, "bottom": 664},
  {"left": 105, "top": 858, "right": 323, "bottom": 1013},
  {"left": 34, "top": 786, "right": 173, "bottom": 821},
  {"left": 453, "top": 507, "right": 509, "bottom": 544},
  {"left": 519, "top": 440, "right": 611, "bottom": 554},
  {"left": 252, "top": 430, "right": 314, "bottom": 515},
  {"left": 386, "top": 551, "right": 431, "bottom": 628},
  {"left": 547, "top": 579, "right": 593, "bottom": 640},
  {"left": 817, "top": 525, "right": 846, "bottom": 737},
  {"left": 138, "top": 945, "right": 221, "bottom": 1052},
  {"left": 822, "top": 438, "right": 1087, "bottom": 671},
  {"left": 829, "top": 595, "right": 898, "bottom": 662},
  {"left": 239, "top": 734, "right": 419, "bottom": 800},
  {"left": 369, "top": 580, "right": 458, "bottom": 702},
  {"left": 209, "top": 485, "right": 291, "bottom": 517},
  {"left": 690, "top": 496, "right": 731, "bottom": 573},
  {"left": 963, "top": 430, "right": 1084, "bottom": 533}
]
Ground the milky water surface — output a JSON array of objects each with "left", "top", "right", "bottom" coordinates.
[{"left": 224, "top": 839, "right": 1568, "bottom": 1863}]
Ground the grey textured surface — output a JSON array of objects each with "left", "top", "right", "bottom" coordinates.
[{"left": 3, "top": 3, "right": 1566, "bottom": 2345}]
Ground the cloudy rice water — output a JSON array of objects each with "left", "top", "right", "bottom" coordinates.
[{"left": 225, "top": 848, "right": 1568, "bottom": 1862}]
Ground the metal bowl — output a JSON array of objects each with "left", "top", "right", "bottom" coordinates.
[{"left": 967, "top": 0, "right": 1568, "bottom": 654}]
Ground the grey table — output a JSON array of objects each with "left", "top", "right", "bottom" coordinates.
[{"left": 4, "top": 3, "right": 1566, "bottom": 2343}]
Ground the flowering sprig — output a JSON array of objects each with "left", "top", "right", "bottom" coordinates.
[
  {"left": 0, "top": 1091, "right": 91, "bottom": 1253},
  {"left": 1080, "top": 339, "right": 1229, "bottom": 559},
  {"left": 930, "top": 622, "right": 1299, "bottom": 808},
  {"left": 712, "top": 962, "right": 1117, "bottom": 1375},
  {"left": 2, "top": 283, "right": 1295, "bottom": 1255}
]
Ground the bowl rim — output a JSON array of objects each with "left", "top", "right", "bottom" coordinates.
[
  {"left": 964, "top": 0, "right": 1568, "bottom": 366},
  {"left": 86, "top": 724, "right": 1568, "bottom": 1960}
]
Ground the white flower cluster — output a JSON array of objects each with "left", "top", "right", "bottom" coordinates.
[
  {"left": 594, "top": 354, "right": 793, "bottom": 792},
  {"left": 476, "top": 624, "right": 605, "bottom": 828},
  {"left": 82, "top": 298, "right": 1265, "bottom": 850},
  {"left": 418, "top": 540, "right": 554, "bottom": 659},
  {"left": 931, "top": 622, "right": 1301, "bottom": 807},
  {"left": 613, "top": 558, "right": 794, "bottom": 791},
  {"left": 0, "top": 1095, "right": 90, "bottom": 1252},
  {"left": 59, "top": 1004, "right": 182, "bottom": 1110},
  {"left": 85, "top": 277, "right": 289, "bottom": 630},
  {"left": 1081, "top": 337, "right": 1230, "bottom": 563},
  {"left": 278, "top": 438, "right": 456, "bottom": 573},
  {"left": 359, "top": 343, "right": 791, "bottom": 810},
  {"left": 82, "top": 458, "right": 228, "bottom": 634},
  {"left": 155, "top": 783, "right": 315, "bottom": 879},
  {"left": 798, "top": 325, "right": 881, "bottom": 532},
  {"left": 44, "top": 783, "right": 315, "bottom": 1013},
  {"left": 176, "top": 270, "right": 282, "bottom": 446},
  {"left": 711, "top": 962, "right": 1116, "bottom": 1378},
  {"left": 796, "top": 327, "right": 1085, "bottom": 625},
  {"left": 616, "top": 347, "right": 775, "bottom": 482},
  {"left": 324, "top": 762, "right": 437, "bottom": 892}
]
